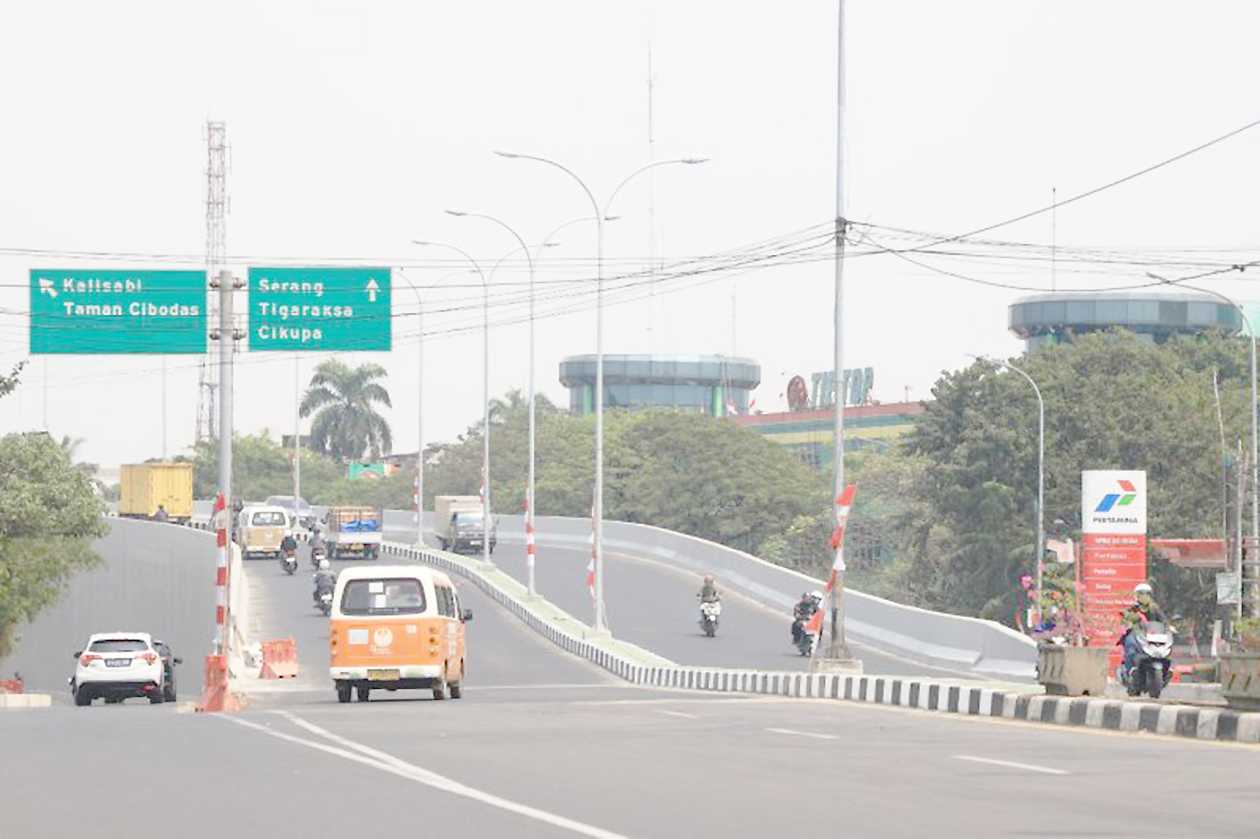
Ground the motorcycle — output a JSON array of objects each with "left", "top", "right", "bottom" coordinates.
[
  {"left": 310, "top": 544, "right": 326, "bottom": 569},
  {"left": 698, "top": 600, "right": 721, "bottom": 637},
  {"left": 281, "top": 549, "right": 297, "bottom": 575},
  {"left": 1118, "top": 621, "right": 1174, "bottom": 699},
  {"left": 317, "top": 590, "right": 333, "bottom": 616},
  {"left": 792, "top": 616, "right": 817, "bottom": 656}
]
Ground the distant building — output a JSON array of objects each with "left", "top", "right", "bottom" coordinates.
[
  {"left": 735, "top": 401, "right": 925, "bottom": 468},
  {"left": 559, "top": 354, "right": 760, "bottom": 416},
  {"left": 1008, "top": 290, "right": 1243, "bottom": 351}
]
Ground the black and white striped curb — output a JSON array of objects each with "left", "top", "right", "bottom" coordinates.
[{"left": 384, "top": 541, "right": 1260, "bottom": 744}]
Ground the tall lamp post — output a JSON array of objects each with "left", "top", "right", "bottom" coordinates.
[
  {"left": 980, "top": 355, "right": 1045, "bottom": 625},
  {"left": 494, "top": 151, "right": 708, "bottom": 632},
  {"left": 446, "top": 211, "right": 545, "bottom": 596},
  {"left": 1149, "top": 272, "right": 1255, "bottom": 619},
  {"left": 413, "top": 240, "right": 492, "bottom": 569},
  {"left": 397, "top": 268, "right": 427, "bottom": 547}
]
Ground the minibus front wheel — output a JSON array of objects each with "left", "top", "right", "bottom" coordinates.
[{"left": 336, "top": 681, "right": 351, "bottom": 703}]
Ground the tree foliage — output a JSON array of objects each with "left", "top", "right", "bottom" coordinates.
[
  {"left": 0, "top": 432, "right": 106, "bottom": 657},
  {"left": 299, "top": 359, "right": 393, "bottom": 461},
  {"left": 894, "top": 330, "right": 1248, "bottom": 628}
]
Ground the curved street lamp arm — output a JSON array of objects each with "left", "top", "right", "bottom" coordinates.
[
  {"left": 603, "top": 158, "right": 706, "bottom": 219},
  {"left": 411, "top": 240, "right": 487, "bottom": 288},
  {"left": 494, "top": 151, "right": 601, "bottom": 223},
  {"left": 449, "top": 212, "right": 534, "bottom": 278}
]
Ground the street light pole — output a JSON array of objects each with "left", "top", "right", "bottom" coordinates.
[
  {"left": 494, "top": 150, "right": 707, "bottom": 634},
  {"left": 397, "top": 269, "right": 426, "bottom": 547},
  {"left": 983, "top": 356, "right": 1045, "bottom": 625},
  {"left": 1149, "top": 273, "right": 1256, "bottom": 617},
  {"left": 446, "top": 211, "right": 540, "bottom": 596},
  {"left": 413, "top": 240, "right": 492, "bottom": 568},
  {"left": 828, "top": 0, "right": 850, "bottom": 659}
]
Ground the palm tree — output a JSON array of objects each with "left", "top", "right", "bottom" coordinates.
[{"left": 299, "top": 360, "right": 393, "bottom": 461}]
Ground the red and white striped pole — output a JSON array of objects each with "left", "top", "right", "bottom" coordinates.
[
  {"left": 525, "top": 491, "right": 537, "bottom": 596},
  {"left": 213, "top": 492, "right": 229, "bottom": 656}
]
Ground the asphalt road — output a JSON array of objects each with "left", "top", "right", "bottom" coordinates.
[
  {"left": 5, "top": 523, "right": 1259, "bottom": 838},
  {"left": 392, "top": 527, "right": 956, "bottom": 678},
  {"left": 0, "top": 518, "right": 215, "bottom": 697}
]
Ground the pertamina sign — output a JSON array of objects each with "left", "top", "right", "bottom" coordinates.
[
  {"left": 1080, "top": 470, "right": 1147, "bottom": 654},
  {"left": 29, "top": 269, "right": 206, "bottom": 354},
  {"left": 248, "top": 266, "right": 391, "bottom": 352}
]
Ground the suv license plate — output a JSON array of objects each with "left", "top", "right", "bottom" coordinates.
[
  {"left": 368, "top": 669, "right": 400, "bottom": 681},
  {"left": 106, "top": 659, "right": 131, "bottom": 667}
]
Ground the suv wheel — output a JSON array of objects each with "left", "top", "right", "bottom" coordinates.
[{"left": 74, "top": 688, "right": 92, "bottom": 706}]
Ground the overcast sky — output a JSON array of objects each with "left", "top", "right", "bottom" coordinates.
[{"left": 3, "top": 1, "right": 1259, "bottom": 470}]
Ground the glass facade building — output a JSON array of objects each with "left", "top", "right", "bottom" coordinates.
[
  {"left": 1009, "top": 291, "right": 1243, "bottom": 350},
  {"left": 559, "top": 354, "right": 761, "bottom": 416}
]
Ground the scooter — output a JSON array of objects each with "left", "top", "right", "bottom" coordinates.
[
  {"left": 1118, "top": 621, "right": 1174, "bottom": 699},
  {"left": 281, "top": 549, "right": 297, "bottom": 575},
  {"left": 698, "top": 600, "right": 721, "bottom": 637},
  {"left": 310, "top": 544, "right": 326, "bottom": 569},
  {"left": 317, "top": 590, "right": 333, "bottom": 616}
]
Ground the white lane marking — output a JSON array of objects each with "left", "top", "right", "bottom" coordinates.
[
  {"left": 449, "top": 683, "right": 625, "bottom": 691},
  {"left": 766, "top": 727, "right": 839, "bottom": 741},
  {"left": 218, "top": 714, "right": 625, "bottom": 839},
  {"left": 656, "top": 709, "right": 699, "bottom": 720},
  {"left": 952, "top": 755, "right": 1069, "bottom": 776}
]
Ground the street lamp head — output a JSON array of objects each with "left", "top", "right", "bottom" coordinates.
[
  {"left": 604, "top": 215, "right": 622, "bottom": 222},
  {"left": 493, "top": 150, "right": 521, "bottom": 159},
  {"left": 445, "top": 210, "right": 468, "bottom": 217},
  {"left": 681, "top": 157, "right": 710, "bottom": 165},
  {"left": 411, "top": 240, "right": 433, "bottom": 247}
]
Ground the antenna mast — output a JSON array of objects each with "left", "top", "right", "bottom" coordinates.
[{"left": 198, "top": 121, "right": 228, "bottom": 443}]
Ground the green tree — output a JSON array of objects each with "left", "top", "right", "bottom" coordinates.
[
  {"left": 299, "top": 359, "right": 393, "bottom": 461},
  {"left": 900, "top": 330, "right": 1249, "bottom": 626},
  {"left": 191, "top": 431, "right": 348, "bottom": 503},
  {"left": 0, "top": 432, "right": 106, "bottom": 657}
]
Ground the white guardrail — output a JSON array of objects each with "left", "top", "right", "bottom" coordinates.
[{"left": 194, "top": 500, "right": 1037, "bottom": 678}]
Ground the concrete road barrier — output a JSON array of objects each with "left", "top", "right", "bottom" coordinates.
[
  {"left": 0, "top": 693, "right": 51, "bottom": 709},
  {"left": 383, "top": 539, "right": 1260, "bottom": 745}
]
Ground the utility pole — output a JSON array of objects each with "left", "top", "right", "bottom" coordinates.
[
  {"left": 293, "top": 357, "right": 301, "bottom": 502},
  {"left": 212, "top": 268, "right": 240, "bottom": 660},
  {"left": 161, "top": 356, "right": 168, "bottom": 460},
  {"left": 825, "top": 0, "right": 855, "bottom": 664}
]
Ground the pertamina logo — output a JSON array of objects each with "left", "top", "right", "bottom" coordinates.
[{"left": 1095, "top": 479, "right": 1137, "bottom": 513}]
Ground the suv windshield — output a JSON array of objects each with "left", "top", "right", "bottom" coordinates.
[
  {"left": 251, "top": 511, "right": 287, "bottom": 526},
  {"left": 89, "top": 639, "right": 149, "bottom": 653},
  {"left": 340, "top": 579, "right": 427, "bottom": 616}
]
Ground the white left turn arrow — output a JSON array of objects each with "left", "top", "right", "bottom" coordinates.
[
  {"left": 38, "top": 278, "right": 57, "bottom": 298},
  {"left": 365, "top": 278, "right": 380, "bottom": 303}
]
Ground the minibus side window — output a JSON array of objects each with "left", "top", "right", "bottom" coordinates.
[{"left": 435, "top": 586, "right": 455, "bottom": 618}]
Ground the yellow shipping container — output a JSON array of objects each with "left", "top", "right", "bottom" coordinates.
[{"left": 119, "top": 463, "right": 194, "bottom": 522}]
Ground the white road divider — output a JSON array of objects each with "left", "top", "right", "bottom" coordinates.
[{"left": 383, "top": 540, "right": 1260, "bottom": 746}]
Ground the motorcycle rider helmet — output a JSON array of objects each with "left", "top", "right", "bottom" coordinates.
[
  {"left": 318, "top": 559, "right": 331, "bottom": 571},
  {"left": 1133, "top": 582, "right": 1153, "bottom": 596},
  {"left": 704, "top": 575, "right": 715, "bottom": 584},
  {"left": 809, "top": 589, "right": 824, "bottom": 603}
]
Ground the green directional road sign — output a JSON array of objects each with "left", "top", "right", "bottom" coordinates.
[
  {"left": 29, "top": 269, "right": 207, "bottom": 354},
  {"left": 248, "top": 266, "right": 391, "bottom": 352}
]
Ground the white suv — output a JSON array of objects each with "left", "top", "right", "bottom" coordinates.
[{"left": 70, "top": 632, "right": 166, "bottom": 706}]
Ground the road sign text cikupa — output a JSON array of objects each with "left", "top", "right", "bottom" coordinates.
[{"left": 248, "top": 267, "right": 391, "bottom": 352}]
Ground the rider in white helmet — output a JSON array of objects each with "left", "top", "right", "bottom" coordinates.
[{"left": 313, "top": 558, "right": 336, "bottom": 603}]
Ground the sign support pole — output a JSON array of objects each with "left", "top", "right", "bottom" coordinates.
[
  {"left": 293, "top": 356, "right": 301, "bottom": 505},
  {"left": 217, "top": 269, "right": 236, "bottom": 664}
]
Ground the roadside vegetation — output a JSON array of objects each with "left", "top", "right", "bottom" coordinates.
[{"left": 0, "top": 363, "right": 107, "bottom": 657}]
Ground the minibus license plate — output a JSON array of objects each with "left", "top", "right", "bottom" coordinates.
[{"left": 368, "top": 669, "right": 400, "bottom": 681}]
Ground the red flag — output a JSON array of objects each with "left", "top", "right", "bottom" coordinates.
[
  {"left": 804, "top": 607, "right": 824, "bottom": 636},
  {"left": 825, "top": 484, "right": 857, "bottom": 592}
]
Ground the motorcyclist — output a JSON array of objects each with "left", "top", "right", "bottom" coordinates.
[
  {"left": 1120, "top": 582, "right": 1167, "bottom": 674},
  {"left": 313, "top": 559, "right": 337, "bottom": 603},
  {"left": 281, "top": 531, "right": 298, "bottom": 556},
  {"left": 153, "top": 505, "right": 169, "bottom": 523},
  {"left": 697, "top": 575, "right": 720, "bottom": 604},
  {"left": 791, "top": 590, "right": 823, "bottom": 644},
  {"left": 309, "top": 525, "right": 325, "bottom": 554}
]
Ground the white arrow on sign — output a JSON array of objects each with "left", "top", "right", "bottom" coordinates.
[
  {"left": 38, "top": 278, "right": 58, "bottom": 299},
  {"left": 365, "top": 278, "right": 380, "bottom": 303}
]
